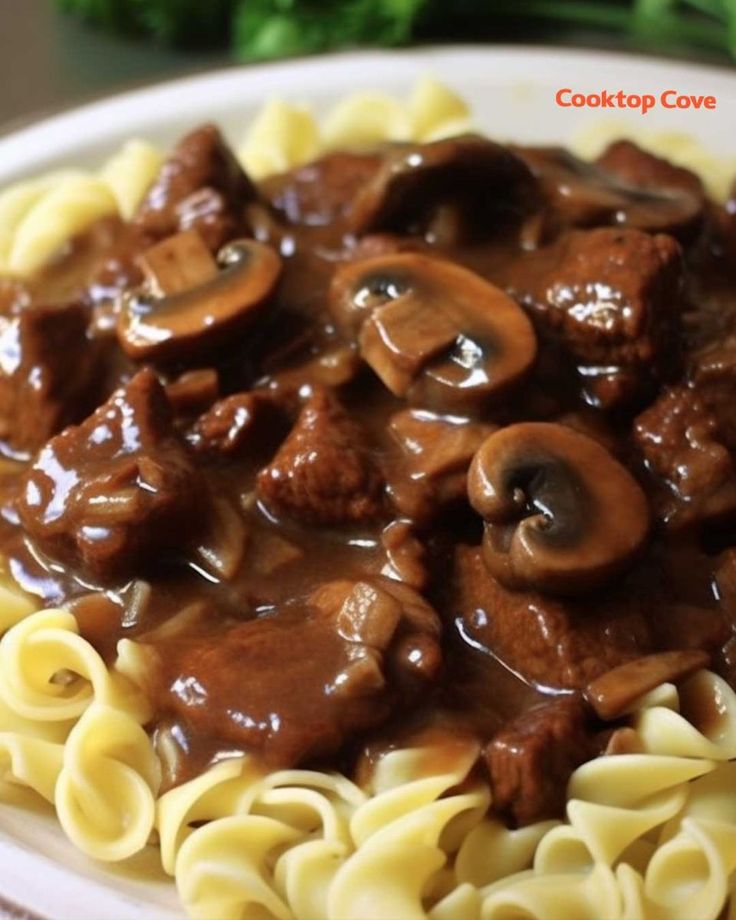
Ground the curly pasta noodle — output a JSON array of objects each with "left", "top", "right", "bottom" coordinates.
[
  {"left": 156, "top": 670, "right": 736, "bottom": 919},
  {"left": 0, "top": 139, "right": 162, "bottom": 276},
  {"left": 0, "top": 607, "right": 157, "bottom": 861},
  {"left": 237, "top": 76, "right": 472, "bottom": 180},
  {"left": 0, "top": 596, "right": 736, "bottom": 919}
]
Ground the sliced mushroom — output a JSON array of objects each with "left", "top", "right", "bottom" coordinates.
[
  {"left": 309, "top": 574, "right": 442, "bottom": 686},
  {"left": 468, "top": 422, "right": 650, "bottom": 594},
  {"left": 512, "top": 145, "right": 702, "bottom": 240},
  {"left": 330, "top": 252, "right": 537, "bottom": 413},
  {"left": 585, "top": 649, "right": 709, "bottom": 720},
  {"left": 117, "top": 229, "right": 281, "bottom": 362},
  {"left": 350, "top": 134, "right": 538, "bottom": 243},
  {"left": 380, "top": 520, "right": 427, "bottom": 590}
]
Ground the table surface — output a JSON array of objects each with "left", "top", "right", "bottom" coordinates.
[{"left": 0, "top": 0, "right": 224, "bottom": 131}]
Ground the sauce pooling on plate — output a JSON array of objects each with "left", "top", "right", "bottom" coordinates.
[{"left": 2, "top": 126, "right": 736, "bottom": 826}]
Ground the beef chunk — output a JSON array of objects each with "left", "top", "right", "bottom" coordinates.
[
  {"left": 188, "top": 391, "right": 287, "bottom": 458},
  {"left": 715, "top": 551, "right": 736, "bottom": 682},
  {"left": 261, "top": 151, "right": 381, "bottom": 226},
  {"left": 18, "top": 368, "right": 205, "bottom": 581},
  {"left": 520, "top": 228, "right": 683, "bottom": 406},
  {"left": 597, "top": 140, "right": 705, "bottom": 208},
  {"left": 716, "top": 549, "right": 736, "bottom": 621},
  {"left": 635, "top": 385, "right": 736, "bottom": 530},
  {"left": 652, "top": 604, "right": 726, "bottom": 656},
  {"left": 134, "top": 124, "right": 256, "bottom": 250},
  {"left": 189, "top": 392, "right": 260, "bottom": 455},
  {"left": 387, "top": 410, "right": 495, "bottom": 522},
  {"left": 165, "top": 368, "right": 219, "bottom": 418},
  {"left": 485, "top": 697, "right": 594, "bottom": 826},
  {"left": 256, "top": 389, "right": 383, "bottom": 525},
  {"left": 0, "top": 301, "right": 100, "bottom": 455},
  {"left": 691, "top": 335, "right": 736, "bottom": 450},
  {"left": 454, "top": 545, "right": 651, "bottom": 691},
  {"left": 156, "top": 576, "right": 441, "bottom": 765}
]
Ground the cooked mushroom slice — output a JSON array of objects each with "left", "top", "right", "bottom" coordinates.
[
  {"left": 468, "top": 422, "right": 650, "bottom": 594},
  {"left": 512, "top": 145, "right": 702, "bottom": 240},
  {"left": 585, "top": 650, "right": 709, "bottom": 720},
  {"left": 350, "top": 134, "right": 538, "bottom": 242},
  {"left": 117, "top": 229, "right": 281, "bottom": 362},
  {"left": 330, "top": 252, "right": 537, "bottom": 412},
  {"left": 310, "top": 574, "right": 442, "bottom": 686}
]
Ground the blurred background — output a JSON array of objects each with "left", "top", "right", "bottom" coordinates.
[{"left": 1, "top": 0, "right": 734, "bottom": 129}]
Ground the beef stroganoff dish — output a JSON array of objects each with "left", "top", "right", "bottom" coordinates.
[{"left": 2, "top": 78, "right": 736, "bottom": 919}]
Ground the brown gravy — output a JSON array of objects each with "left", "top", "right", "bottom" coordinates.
[{"left": 2, "top": 128, "right": 736, "bottom": 824}]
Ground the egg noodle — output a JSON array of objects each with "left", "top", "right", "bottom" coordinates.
[{"left": 1, "top": 78, "right": 736, "bottom": 920}]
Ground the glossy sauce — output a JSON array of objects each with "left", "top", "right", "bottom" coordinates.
[{"left": 1, "top": 133, "right": 736, "bottom": 821}]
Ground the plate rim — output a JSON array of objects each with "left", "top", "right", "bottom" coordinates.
[{"left": 1, "top": 42, "right": 735, "bottom": 148}]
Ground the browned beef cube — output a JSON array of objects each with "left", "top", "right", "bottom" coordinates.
[
  {"left": 189, "top": 392, "right": 260, "bottom": 455},
  {"left": 261, "top": 151, "right": 381, "bottom": 226},
  {"left": 635, "top": 385, "right": 736, "bottom": 530},
  {"left": 597, "top": 140, "right": 705, "bottom": 204},
  {"left": 188, "top": 391, "right": 287, "bottom": 458},
  {"left": 256, "top": 389, "right": 383, "bottom": 525},
  {"left": 522, "top": 227, "right": 683, "bottom": 406},
  {"left": 18, "top": 368, "right": 205, "bottom": 581},
  {"left": 454, "top": 546, "right": 651, "bottom": 691},
  {"left": 716, "top": 549, "right": 736, "bottom": 620},
  {"left": 716, "top": 550, "right": 736, "bottom": 681},
  {"left": 155, "top": 576, "right": 441, "bottom": 766},
  {"left": 134, "top": 124, "right": 256, "bottom": 249},
  {"left": 691, "top": 335, "right": 736, "bottom": 450},
  {"left": 387, "top": 410, "right": 495, "bottom": 522},
  {"left": 485, "top": 697, "right": 594, "bottom": 826},
  {"left": 0, "top": 301, "right": 100, "bottom": 455}
]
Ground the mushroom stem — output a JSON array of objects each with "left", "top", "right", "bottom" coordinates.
[
  {"left": 118, "top": 231, "right": 281, "bottom": 363},
  {"left": 330, "top": 252, "right": 537, "bottom": 413}
]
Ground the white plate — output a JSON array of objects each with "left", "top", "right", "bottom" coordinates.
[{"left": 0, "top": 44, "right": 734, "bottom": 920}]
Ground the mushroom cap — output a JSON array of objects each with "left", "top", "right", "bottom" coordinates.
[
  {"left": 350, "top": 134, "right": 539, "bottom": 241},
  {"left": 513, "top": 146, "right": 702, "bottom": 240},
  {"left": 118, "top": 236, "right": 281, "bottom": 363},
  {"left": 330, "top": 252, "right": 537, "bottom": 413},
  {"left": 468, "top": 422, "right": 650, "bottom": 595}
]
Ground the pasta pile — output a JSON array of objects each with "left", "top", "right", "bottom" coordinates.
[
  {"left": 572, "top": 119, "right": 736, "bottom": 203},
  {"left": 1, "top": 596, "right": 736, "bottom": 919},
  {"left": 0, "top": 77, "right": 468, "bottom": 279},
  {"left": 0, "top": 140, "right": 162, "bottom": 276},
  {"left": 3, "top": 76, "right": 732, "bottom": 278},
  {"left": 237, "top": 76, "right": 472, "bottom": 179}
]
